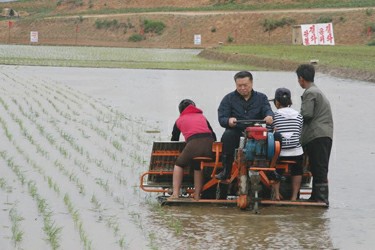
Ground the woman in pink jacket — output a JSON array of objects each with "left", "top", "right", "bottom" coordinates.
[{"left": 171, "top": 99, "right": 216, "bottom": 200}]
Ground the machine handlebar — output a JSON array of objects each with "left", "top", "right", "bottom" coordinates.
[{"left": 235, "top": 119, "right": 266, "bottom": 126}]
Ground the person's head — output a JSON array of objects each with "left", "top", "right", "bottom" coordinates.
[
  {"left": 234, "top": 71, "right": 253, "bottom": 99},
  {"left": 178, "top": 99, "right": 195, "bottom": 113},
  {"left": 296, "top": 64, "right": 315, "bottom": 89},
  {"left": 271, "top": 87, "right": 292, "bottom": 108}
]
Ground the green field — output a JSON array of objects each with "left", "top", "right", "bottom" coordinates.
[
  {"left": 0, "top": 45, "right": 257, "bottom": 70},
  {"left": 217, "top": 45, "right": 375, "bottom": 73}
]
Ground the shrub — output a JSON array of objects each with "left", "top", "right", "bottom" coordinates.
[
  {"left": 368, "top": 40, "right": 375, "bottom": 46},
  {"left": 128, "top": 34, "right": 145, "bottom": 42},
  {"left": 227, "top": 35, "right": 234, "bottom": 43},
  {"left": 95, "top": 19, "right": 119, "bottom": 29},
  {"left": 211, "top": 26, "right": 217, "bottom": 33},
  {"left": 262, "top": 17, "right": 295, "bottom": 32},
  {"left": 143, "top": 19, "right": 166, "bottom": 35},
  {"left": 365, "top": 8, "right": 373, "bottom": 16},
  {"left": 315, "top": 16, "right": 333, "bottom": 23}
]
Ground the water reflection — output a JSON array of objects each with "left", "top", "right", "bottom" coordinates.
[{"left": 151, "top": 205, "right": 333, "bottom": 249}]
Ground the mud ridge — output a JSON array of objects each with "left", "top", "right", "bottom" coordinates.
[{"left": 199, "top": 49, "right": 375, "bottom": 83}]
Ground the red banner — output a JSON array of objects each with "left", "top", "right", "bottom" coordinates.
[{"left": 8, "top": 21, "right": 13, "bottom": 29}]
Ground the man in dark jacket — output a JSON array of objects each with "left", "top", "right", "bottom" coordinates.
[
  {"left": 216, "top": 71, "right": 274, "bottom": 180},
  {"left": 297, "top": 64, "right": 333, "bottom": 205}
]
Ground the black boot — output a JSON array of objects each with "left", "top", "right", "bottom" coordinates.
[
  {"left": 215, "top": 155, "right": 232, "bottom": 181},
  {"left": 314, "top": 183, "right": 329, "bottom": 205}
]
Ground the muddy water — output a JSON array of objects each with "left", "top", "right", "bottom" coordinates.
[{"left": 20, "top": 67, "right": 375, "bottom": 249}]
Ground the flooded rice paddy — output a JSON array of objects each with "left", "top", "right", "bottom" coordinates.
[{"left": 1, "top": 65, "right": 375, "bottom": 249}]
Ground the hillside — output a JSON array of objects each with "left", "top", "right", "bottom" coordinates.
[{"left": 1, "top": 1, "right": 374, "bottom": 48}]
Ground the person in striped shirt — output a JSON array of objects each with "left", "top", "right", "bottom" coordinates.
[{"left": 270, "top": 87, "right": 304, "bottom": 201}]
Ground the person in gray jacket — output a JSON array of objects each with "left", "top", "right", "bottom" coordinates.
[{"left": 296, "top": 64, "right": 333, "bottom": 205}]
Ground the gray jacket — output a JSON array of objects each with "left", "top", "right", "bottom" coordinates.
[{"left": 300, "top": 83, "right": 333, "bottom": 146}]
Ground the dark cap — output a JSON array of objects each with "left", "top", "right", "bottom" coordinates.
[
  {"left": 178, "top": 99, "right": 195, "bottom": 113},
  {"left": 269, "top": 87, "right": 291, "bottom": 103}
]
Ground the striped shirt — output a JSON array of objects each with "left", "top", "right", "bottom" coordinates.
[{"left": 271, "top": 107, "right": 303, "bottom": 157}]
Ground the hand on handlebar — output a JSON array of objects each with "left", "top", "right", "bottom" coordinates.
[
  {"left": 228, "top": 117, "right": 237, "bottom": 127},
  {"left": 264, "top": 115, "right": 273, "bottom": 125}
]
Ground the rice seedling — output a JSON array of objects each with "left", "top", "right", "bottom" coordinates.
[
  {"left": 64, "top": 193, "right": 92, "bottom": 250},
  {"left": 5, "top": 156, "right": 26, "bottom": 186},
  {"left": 43, "top": 219, "right": 62, "bottom": 250},
  {"left": 0, "top": 177, "right": 12, "bottom": 192},
  {"left": 95, "top": 178, "right": 110, "bottom": 193},
  {"left": 58, "top": 145, "right": 70, "bottom": 158},
  {"left": 28, "top": 181, "right": 62, "bottom": 249},
  {"left": 118, "top": 236, "right": 127, "bottom": 250},
  {"left": 112, "top": 140, "right": 123, "bottom": 152},
  {"left": 46, "top": 133, "right": 56, "bottom": 145},
  {"left": 0, "top": 116, "right": 13, "bottom": 141},
  {"left": 104, "top": 148, "right": 117, "bottom": 162},
  {"left": 9, "top": 207, "right": 24, "bottom": 247},
  {"left": 47, "top": 176, "right": 61, "bottom": 195},
  {"left": 0, "top": 96, "right": 9, "bottom": 110},
  {"left": 74, "top": 158, "right": 90, "bottom": 175}
]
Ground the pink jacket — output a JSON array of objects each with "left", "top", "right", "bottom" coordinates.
[{"left": 175, "top": 105, "right": 212, "bottom": 141}]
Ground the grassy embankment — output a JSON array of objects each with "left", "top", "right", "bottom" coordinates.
[{"left": 200, "top": 45, "right": 375, "bottom": 82}]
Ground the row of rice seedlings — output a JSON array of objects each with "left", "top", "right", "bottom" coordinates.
[
  {"left": 1, "top": 150, "right": 62, "bottom": 249},
  {"left": 90, "top": 194, "right": 127, "bottom": 249},
  {"left": 63, "top": 194, "right": 92, "bottom": 250},
  {"left": 9, "top": 206, "right": 24, "bottom": 247},
  {"left": 0, "top": 151, "right": 26, "bottom": 185},
  {"left": 38, "top": 79, "right": 83, "bottom": 109},
  {"left": 0, "top": 115, "right": 13, "bottom": 141},
  {"left": 28, "top": 181, "right": 62, "bottom": 250},
  {"left": 0, "top": 177, "right": 13, "bottom": 193}
]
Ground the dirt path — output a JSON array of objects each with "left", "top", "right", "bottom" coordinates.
[{"left": 49, "top": 7, "right": 374, "bottom": 19}]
